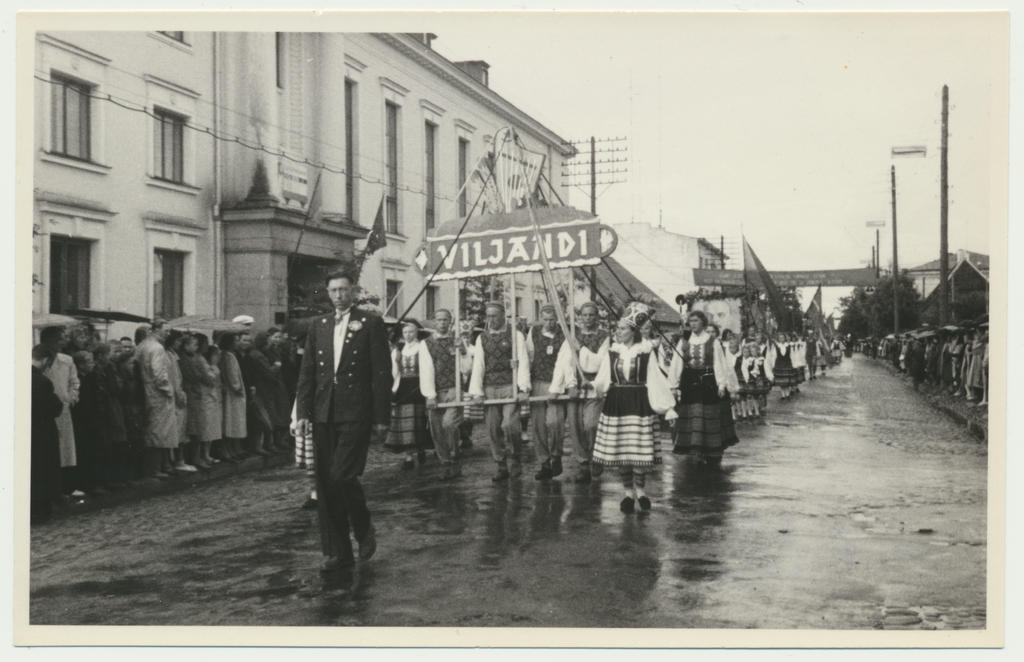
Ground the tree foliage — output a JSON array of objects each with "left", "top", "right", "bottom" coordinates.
[{"left": 838, "top": 273, "right": 922, "bottom": 338}]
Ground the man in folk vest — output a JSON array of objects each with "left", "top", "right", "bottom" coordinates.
[
  {"left": 552, "top": 301, "right": 609, "bottom": 484},
  {"left": 420, "top": 309, "right": 464, "bottom": 480},
  {"left": 469, "top": 301, "right": 531, "bottom": 482},
  {"left": 527, "top": 304, "right": 574, "bottom": 481}
]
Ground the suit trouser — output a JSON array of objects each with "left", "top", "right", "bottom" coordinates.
[
  {"left": 530, "top": 381, "right": 566, "bottom": 464},
  {"left": 565, "top": 397, "right": 603, "bottom": 464},
  {"left": 312, "top": 419, "right": 371, "bottom": 558},
  {"left": 427, "top": 387, "right": 463, "bottom": 464},
  {"left": 482, "top": 384, "right": 521, "bottom": 463}
]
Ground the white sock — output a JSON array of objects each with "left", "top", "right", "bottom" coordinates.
[
  {"left": 624, "top": 489, "right": 635, "bottom": 500},
  {"left": 636, "top": 486, "right": 647, "bottom": 499}
]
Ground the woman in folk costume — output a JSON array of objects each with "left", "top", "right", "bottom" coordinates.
[
  {"left": 721, "top": 331, "right": 744, "bottom": 421},
  {"left": 790, "top": 335, "right": 806, "bottom": 389},
  {"left": 741, "top": 341, "right": 773, "bottom": 421},
  {"left": 769, "top": 332, "right": 799, "bottom": 400},
  {"left": 669, "top": 311, "right": 741, "bottom": 468},
  {"left": 591, "top": 303, "right": 678, "bottom": 514},
  {"left": 385, "top": 320, "right": 433, "bottom": 469}
]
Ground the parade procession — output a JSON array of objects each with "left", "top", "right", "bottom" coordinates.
[{"left": 23, "top": 23, "right": 998, "bottom": 637}]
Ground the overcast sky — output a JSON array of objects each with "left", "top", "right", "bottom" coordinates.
[{"left": 431, "top": 12, "right": 1005, "bottom": 314}]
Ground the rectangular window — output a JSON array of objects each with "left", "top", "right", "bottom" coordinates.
[
  {"left": 50, "top": 74, "right": 91, "bottom": 161},
  {"left": 385, "top": 102, "right": 400, "bottom": 234},
  {"left": 344, "top": 80, "right": 356, "bottom": 222},
  {"left": 153, "top": 108, "right": 185, "bottom": 183},
  {"left": 425, "top": 286, "right": 438, "bottom": 319},
  {"left": 424, "top": 121, "right": 437, "bottom": 231},
  {"left": 515, "top": 296, "right": 523, "bottom": 318},
  {"left": 153, "top": 249, "right": 185, "bottom": 319},
  {"left": 385, "top": 279, "right": 401, "bottom": 318},
  {"left": 48, "top": 236, "right": 91, "bottom": 314},
  {"left": 159, "top": 31, "right": 185, "bottom": 43},
  {"left": 457, "top": 137, "right": 469, "bottom": 217},
  {"left": 275, "top": 33, "right": 285, "bottom": 89},
  {"left": 534, "top": 299, "right": 542, "bottom": 320}
]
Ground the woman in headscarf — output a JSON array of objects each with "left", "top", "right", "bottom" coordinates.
[
  {"left": 591, "top": 303, "right": 678, "bottom": 514},
  {"left": 668, "top": 310, "right": 741, "bottom": 468},
  {"left": 384, "top": 320, "right": 433, "bottom": 469}
]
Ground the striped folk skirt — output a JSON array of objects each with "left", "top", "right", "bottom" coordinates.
[
  {"left": 672, "top": 368, "right": 739, "bottom": 458},
  {"left": 294, "top": 426, "right": 315, "bottom": 475},
  {"left": 385, "top": 377, "right": 431, "bottom": 453},
  {"left": 592, "top": 385, "right": 661, "bottom": 471},
  {"left": 773, "top": 356, "right": 801, "bottom": 387}
]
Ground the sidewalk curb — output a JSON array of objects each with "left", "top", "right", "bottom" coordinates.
[
  {"left": 48, "top": 452, "right": 295, "bottom": 522},
  {"left": 874, "top": 358, "right": 987, "bottom": 443}
]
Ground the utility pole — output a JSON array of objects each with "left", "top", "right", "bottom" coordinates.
[
  {"left": 875, "top": 229, "right": 881, "bottom": 279},
  {"left": 720, "top": 235, "right": 726, "bottom": 269},
  {"left": 939, "top": 84, "right": 950, "bottom": 324},
  {"left": 590, "top": 136, "right": 596, "bottom": 215},
  {"left": 891, "top": 165, "right": 900, "bottom": 335},
  {"left": 871, "top": 246, "right": 876, "bottom": 272},
  {"left": 560, "top": 136, "right": 628, "bottom": 216}
]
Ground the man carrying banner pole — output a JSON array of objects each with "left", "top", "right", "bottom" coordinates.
[
  {"left": 527, "top": 304, "right": 574, "bottom": 481},
  {"left": 553, "top": 300, "right": 609, "bottom": 484},
  {"left": 469, "top": 301, "right": 531, "bottom": 482}
]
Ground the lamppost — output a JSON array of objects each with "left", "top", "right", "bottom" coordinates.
[{"left": 890, "top": 145, "right": 928, "bottom": 335}]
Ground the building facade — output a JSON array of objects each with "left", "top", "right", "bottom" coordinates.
[
  {"left": 33, "top": 31, "right": 218, "bottom": 338},
  {"left": 33, "top": 31, "right": 574, "bottom": 335},
  {"left": 906, "top": 250, "right": 990, "bottom": 300},
  {"left": 605, "top": 222, "right": 729, "bottom": 308},
  {"left": 216, "top": 32, "right": 574, "bottom": 327}
]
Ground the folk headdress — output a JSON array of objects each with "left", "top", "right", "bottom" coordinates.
[{"left": 621, "top": 301, "right": 652, "bottom": 330}]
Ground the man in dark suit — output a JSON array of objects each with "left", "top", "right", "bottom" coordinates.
[{"left": 295, "top": 272, "right": 391, "bottom": 571}]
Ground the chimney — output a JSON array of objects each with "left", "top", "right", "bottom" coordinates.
[
  {"left": 454, "top": 60, "right": 490, "bottom": 87},
  {"left": 956, "top": 248, "right": 968, "bottom": 263},
  {"left": 405, "top": 33, "right": 437, "bottom": 49}
]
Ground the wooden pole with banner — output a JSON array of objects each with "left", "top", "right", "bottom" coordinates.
[{"left": 510, "top": 271, "right": 519, "bottom": 403}]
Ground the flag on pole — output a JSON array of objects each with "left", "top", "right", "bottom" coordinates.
[
  {"left": 363, "top": 196, "right": 388, "bottom": 257},
  {"left": 805, "top": 285, "right": 824, "bottom": 333},
  {"left": 743, "top": 237, "right": 793, "bottom": 332},
  {"left": 305, "top": 171, "right": 323, "bottom": 224}
]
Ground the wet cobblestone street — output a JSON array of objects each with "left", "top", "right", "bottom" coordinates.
[{"left": 29, "top": 356, "right": 987, "bottom": 629}]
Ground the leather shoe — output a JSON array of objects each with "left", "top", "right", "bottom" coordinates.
[
  {"left": 551, "top": 456, "right": 563, "bottom": 478},
  {"left": 637, "top": 496, "right": 652, "bottom": 511},
  {"left": 492, "top": 464, "right": 510, "bottom": 482},
  {"left": 358, "top": 527, "right": 377, "bottom": 561},
  {"left": 572, "top": 467, "right": 592, "bottom": 484},
  {"left": 620, "top": 497, "right": 635, "bottom": 514},
  {"left": 534, "top": 462, "right": 553, "bottom": 481},
  {"left": 301, "top": 496, "right": 318, "bottom": 510},
  {"left": 319, "top": 555, "right": 355, "bottom": 573},
  {"left": 509, "top": 458, "right": 523, "bottom": 478}
]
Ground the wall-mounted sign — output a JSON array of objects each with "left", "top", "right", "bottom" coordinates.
[{"left": 279, "top": 161, "right": 309, "bottom": 206}]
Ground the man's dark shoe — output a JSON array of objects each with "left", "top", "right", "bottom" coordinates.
[
  {"left": 551, "top": 456, "right": 563, "bottom": 478},
  {"left": 620, "top": 497, "right": 635, "bottom": 514},
  {"left": 637, "top": 496, "right": 652, "bottom": 511},
  {"left": 301, "top": 496, "right": 318, "bottom": 510},
  {"left": 572, "top": 466, "right": 592, "bottom": 484},
  {"left": 320, "top": 555, "right": 355, "bottom": 573},
  {"left": 358, "top": 527, "right": 377, "bottom": 562},
  {"left": 534, "top": 462, "right": 553, "bottom": 481}
]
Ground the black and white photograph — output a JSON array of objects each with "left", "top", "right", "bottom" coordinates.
[{"left": 12, "top": 6, "right": 1010, "bottom": 650}]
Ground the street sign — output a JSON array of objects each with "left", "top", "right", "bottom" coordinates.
[
  {"left": 693, "top": 267, "right": 879, "bottom": 288},
  {"left": 416, "top": 213, "right": 618, "bottom": 281}
]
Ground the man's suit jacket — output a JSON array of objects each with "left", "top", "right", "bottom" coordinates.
[{"left": 295, "top": 308, "right": 392, "bottom": 427}]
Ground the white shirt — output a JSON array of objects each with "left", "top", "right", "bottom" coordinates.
[
  {"left": 333, "top": 308, "right": 351, "bottom": 374},
  {"left": 468, "top": 326, "right": 531, "bottom": 397}
]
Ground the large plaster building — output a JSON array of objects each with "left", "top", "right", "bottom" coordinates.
[{"left": 33, "top": 31, "right": 574, "bottom": 334}]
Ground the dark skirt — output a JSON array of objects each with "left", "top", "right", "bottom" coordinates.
[
  {"left": 773, "top": 354, "right": 800, "bottom": 387},
  {"left": 742, "top": 375, "right": 772, "bottom": 397},
  {"left": 593, "top": 385, "right": 661, "bottom": 470},
  {"left": 385, "top": 377, "right": 431, "bottom": 453},
  {"left": 672, "top": 368, "right": 739, "bottom": 458}
]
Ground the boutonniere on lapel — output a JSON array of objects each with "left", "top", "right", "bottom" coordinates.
[{"left": 349, "top": 320, "right": 363, "bottom": 332}]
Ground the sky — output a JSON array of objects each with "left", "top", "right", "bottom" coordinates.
[{"left": 430, "top": 12, "right": 1005, "bottom": 315}]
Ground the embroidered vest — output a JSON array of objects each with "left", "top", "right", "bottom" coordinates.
[
  {"left": 679, "top": 337, "right": 715, "bottom": 372},
  {"left": 399, "top": 349, "right": 419, "bottom": 378},
  {"left": 425, "top": 335, "right": 457, "bottom": 391},
  {"left": 530, "top": 326, "right": 564, "bottom": 383},
  {"left": 609, "top": 349, "right": 649, "bottom": 386},
  {"left": 481, "top": 327, "right": 514, "bottom": 387}
]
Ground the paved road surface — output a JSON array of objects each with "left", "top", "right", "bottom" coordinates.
[{"left": 30, "top": 355, "right": 987, "bottom": 629}]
